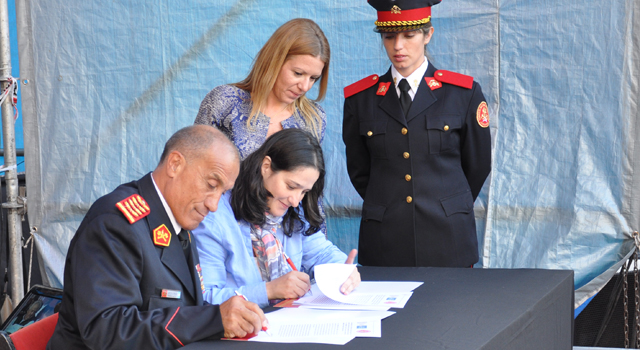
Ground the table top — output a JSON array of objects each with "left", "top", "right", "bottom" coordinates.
[{"left": 181, "top": 266, "right": 574, "bottom": 350}]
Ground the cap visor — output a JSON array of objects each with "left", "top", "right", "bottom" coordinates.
[{"left": 373, "top": 23, "right": 429, "bottom": 33}]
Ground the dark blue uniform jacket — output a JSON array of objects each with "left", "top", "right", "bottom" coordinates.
[
  {"left": 47, "top": 173, "right": 224, "bottom": 349},
  {"left": 343, "top": 63, "right": 492, "bottom": 267}
]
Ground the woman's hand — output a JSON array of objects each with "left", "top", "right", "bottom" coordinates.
[
  {"left": 340, "top": 249, "right": 361, "bottom": 295},
  {"left": 266, "top": 271, "right": 311, "bottom": 300}
]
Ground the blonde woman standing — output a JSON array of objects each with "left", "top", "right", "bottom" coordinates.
[{"left": 195, "top": 18, "right": 329, "bottom": 159}]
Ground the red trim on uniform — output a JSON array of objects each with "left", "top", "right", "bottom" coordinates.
[
  {"left": 344, "top": 74, "right": 379, "bottom": 98},
  {"left": 377, "top": 7, "right": 431, "bottom": 23},
  {"left": 165, "top": 307, "right": 184, "bottom": 347},
  {"left": 433, "top": 70, "right": 473, "bottom": 89}
]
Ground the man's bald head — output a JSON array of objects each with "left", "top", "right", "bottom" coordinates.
[
  {"left": 154, "top": 125, "right": 240, "bottom": 229},
  {"left": 158, "top": 125, "right": 239, "bottom": 167}
]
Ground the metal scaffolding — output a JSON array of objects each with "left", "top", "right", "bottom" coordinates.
[{"left": 0, "top": 0, "right": 23, "bottom": 306}]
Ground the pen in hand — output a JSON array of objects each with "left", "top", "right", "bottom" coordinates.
[
  {"left": 234, "top": 290, "right": 272, "bottom": 336},
  {"left": 281, "top": 253, "right": 312, "bottom": 296},
  {"left": 283, "top": 252, "right": 297, "bottom": 271}
]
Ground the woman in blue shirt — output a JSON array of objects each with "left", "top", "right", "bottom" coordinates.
[{"left": 193, "top": 129, "right": 360, "bottom": 307}]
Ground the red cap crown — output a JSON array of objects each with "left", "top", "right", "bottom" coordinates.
[{"left": 368, "top": 0, "right": 441, "bottom": 32}]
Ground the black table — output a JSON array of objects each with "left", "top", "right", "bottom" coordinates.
[{"left": 182, "top": 267, "right": 574, "bottom": 350}]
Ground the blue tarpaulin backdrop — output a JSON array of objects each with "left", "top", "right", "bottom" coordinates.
[{"left": 14, "top": 0, "right": 640, "bottom": 308}]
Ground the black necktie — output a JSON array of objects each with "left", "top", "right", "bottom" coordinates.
[
  {"left": 178, "top": 229, "right": 191, "bottom": 261},
  {"left": 398, "top": 78, "right": 412, "bottom": 117}
]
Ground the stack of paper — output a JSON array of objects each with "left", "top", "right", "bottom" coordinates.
[
  {"left": 229, "top": 264, "right": 423, "bottom": 345},
  {"left": 244, "top": 308, "right": 396, "bottom": 345}
]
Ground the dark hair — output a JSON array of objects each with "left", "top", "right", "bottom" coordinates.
[{"left": 231, "top": 129, "right": 325, "bottom": 236}]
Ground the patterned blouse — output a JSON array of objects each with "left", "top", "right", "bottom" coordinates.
[{"left": 194, "top": 85, "right": 326, "bottom": 160}]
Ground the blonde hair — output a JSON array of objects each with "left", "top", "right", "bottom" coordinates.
[{"left": 233, "top": 18, "right": 330, "bottom": 138}]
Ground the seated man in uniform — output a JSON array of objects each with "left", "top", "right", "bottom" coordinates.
[{"left": 48, "top": 125, "right": 267, "bottom": 350}]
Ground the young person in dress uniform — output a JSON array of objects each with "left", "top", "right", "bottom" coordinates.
[
  {"left": 47, "top": 125, "right": 267, "bottom": 350},
  {"left": 342, "top": 0, "right": 492, "bottom": 268}
]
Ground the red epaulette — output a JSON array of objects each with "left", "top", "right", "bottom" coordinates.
[
  {"left": 116, "top": 194, "right": 150, "bottom": 224},
  {"left": 344, "top": 74, "right": 380, "bottom": 98},
  {"left": 433, "top": 70, "right": 473, "bottom": 89}
]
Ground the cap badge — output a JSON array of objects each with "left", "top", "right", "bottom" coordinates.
[
  {"left": 376, "top": 82, "right": 391, "bottom": 96},
  {"left": 476, "top": 101, "right": 490, "bottom": 128},
  {"left": 116, "top": 194, "right": 150, "bottom": 224},
  {"left": 153, "top": 224, "right": 171, "bottom": 247},
  {"left": 391, "top": 5, "right": 401, "bottom": 14}
]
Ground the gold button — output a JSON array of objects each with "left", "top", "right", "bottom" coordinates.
[
  {"left": 403, "top": 152, "right": 410, "bottom": 159},
  {"left": 367, "top": 131, "right": 373, "bottom": 137},
  {"left": 406, "top": 196, "right": 413, "bottom": 203},
  {"left": 405, "top": 174, "right": 412, "bottom": 181},
  {"left": 444, "top": 125, "right": 449, "bottom": 131},
  {"left": 373, "top": 76, "right": 377, "bottom": 80},
  {"left": 437, "top": 72, "right": 443, "bottom": 76},
  {"left": 401, "top": 128, "right": 408, "bottom": 135}
]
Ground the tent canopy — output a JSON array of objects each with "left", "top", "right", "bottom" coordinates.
[{"left": 15, "top": 0, "right": 640, "bottom": 307}]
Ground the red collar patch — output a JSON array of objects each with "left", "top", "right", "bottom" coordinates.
[
  {"left": 425, "top": 77, "right": 442, "bottom": 90},
  {"left": 116, "top": 194, "right": 150, "bottom": 224},
  {"left": 376, "top": 82, "right": 391, "bottom": 96},
  {"left": 153, "top": 224, "right": 171, "bottom": 247}
]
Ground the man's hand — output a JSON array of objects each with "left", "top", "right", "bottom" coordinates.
[
  {"left": 266, "top": 271, "right": 311, "bottom": 300},
  {"left": 220, "top": 296, "right": 267, "bottom": 338},
  {"left": 340, "top": 249, "right": 361, "bottom": 295}
]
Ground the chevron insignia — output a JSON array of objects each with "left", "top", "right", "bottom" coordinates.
[{"left": 116, "top": 194, "right": 150, "bottom": 224}]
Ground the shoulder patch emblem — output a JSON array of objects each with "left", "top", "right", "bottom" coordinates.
[
  {"left": 376, "top": 82, "right": 391, "bottom": 96},
  {"left": 116, "top": 194, "right": 150, "bottom": 224},
  {"left": 477, "top": 101, "right": 490, "bottom": 128},
  {"left": 434, "top": 70, "right": 473, "bottom": 89},
  {"left": 424, "top": 77, "right": 442, "bottom": 90},
  {"left": 344, "top": 74, "right": 379, "bottom": 98},
  {"left": 153, "top": 224, "right": 171, "bottom": 247}
]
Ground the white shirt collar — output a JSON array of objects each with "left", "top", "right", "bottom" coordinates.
[
  {"left": 391, "top": 57, "right": 430, "bottom": 100},
  {"left": 150, "top": 173, "right": 182, "bottom": 235}
]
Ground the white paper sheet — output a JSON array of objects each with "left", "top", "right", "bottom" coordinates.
[
  {"left": 314, "top": 263, "right": 357, "bottom": 300},
  {"left": 243, "top": 308, "right": 395, "bottom": 344},
  {"left": 295, "top": 280, "right": 422, "bottom": 308}
]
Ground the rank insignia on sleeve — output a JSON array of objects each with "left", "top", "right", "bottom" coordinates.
[
  {"left": 477, "top": 101, "right": 490, "bottom": 128},
  {"left": 376, "top": 82, "right": 391, "bottom": 96},
  {"left": 425, "top": 77, "right": 442, "bottom": 90},
  {"left": 153, "top": 224, "right": 171, "bottom": 247},
  {"left": 116, "top": 194, "right": 150, "bottom": 224}
]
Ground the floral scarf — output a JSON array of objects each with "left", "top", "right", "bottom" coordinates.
[{"left": 250, "top": 213, "right": 292, "bottom": 282}]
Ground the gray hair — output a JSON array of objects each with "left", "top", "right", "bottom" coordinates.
[{"left": 158, "top": 125, "right": 238, "bottom": 165}]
